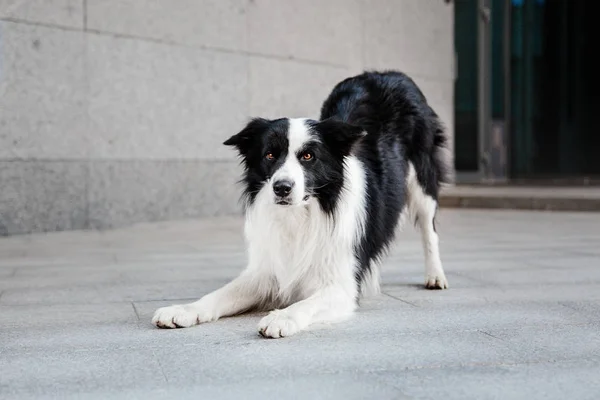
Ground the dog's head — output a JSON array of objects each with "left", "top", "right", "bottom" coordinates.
[{"left": 224, "top": 117, "right": 365, "bottom": 212}]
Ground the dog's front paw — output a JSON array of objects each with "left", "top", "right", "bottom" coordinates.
[
  {"left": 258, "top": 310, "right": 300, "bottom": 338},
  {"left": 152, "top": 304, "right": 210, "bottom": 329}
]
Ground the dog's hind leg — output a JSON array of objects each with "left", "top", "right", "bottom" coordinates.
[{"left": 406, "top": 163, "right": 449, "bottom": 289}]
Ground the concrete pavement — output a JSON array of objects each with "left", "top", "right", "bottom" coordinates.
[{"left": 1, "top": 209, "right": 600, "bottom": 399}]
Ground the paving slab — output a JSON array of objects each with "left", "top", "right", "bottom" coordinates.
[{"left": 1, "top": 209, "right": 599, "bottom": 399}]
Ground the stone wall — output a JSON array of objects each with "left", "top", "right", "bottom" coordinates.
[{"left": 0, "top": 0, "right": 454, "bottom": 235}]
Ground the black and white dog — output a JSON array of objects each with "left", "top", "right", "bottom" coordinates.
[{"left": 153, "top": 71, "right": 451, "bottom": 338}]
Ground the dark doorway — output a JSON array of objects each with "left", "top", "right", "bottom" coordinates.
[
  {"left": 454, "top": 0, "right": 480, "bottom": 173},
  {"left": 510, "top": 0, "right": 600, "bottom": 178}
]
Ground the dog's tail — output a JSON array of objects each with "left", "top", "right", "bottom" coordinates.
[{"left": 432, "top": 118, "right": 454, "bottom": 188}]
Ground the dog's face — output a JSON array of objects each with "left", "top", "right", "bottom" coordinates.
[{"left": 224, "top": 117, "right": 365, "bottom": 212}]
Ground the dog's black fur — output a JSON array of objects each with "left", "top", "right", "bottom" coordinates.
[{"left": 319, "top": 71, "right": 451, "bottom": 289}]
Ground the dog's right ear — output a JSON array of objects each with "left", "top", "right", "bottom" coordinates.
[{"left": 223, "top": 118, "right": 270, "bottom": 155}]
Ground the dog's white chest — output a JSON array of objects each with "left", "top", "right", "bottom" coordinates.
[{"left": 246, "top": 205, "right": 331, "bottom": 298}]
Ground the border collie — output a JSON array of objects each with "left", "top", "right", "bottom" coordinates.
[{"left": 152, "top": 71, "right": 451, "bottom": 338}]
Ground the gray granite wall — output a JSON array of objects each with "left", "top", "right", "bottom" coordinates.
[{"left": 0, "top": 0, "right": 454, "bottom": 235}]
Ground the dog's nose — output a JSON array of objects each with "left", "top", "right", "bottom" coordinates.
[{"left": 273, "top": 180, "right": 294, "bottom": 197}]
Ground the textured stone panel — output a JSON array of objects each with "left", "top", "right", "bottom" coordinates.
[
  {"left": 86, "top": 0, "right": 246, "bottom": 51},
  {"left": 86, "top": 34, "right": 248, "bottom": 160},
  {"left": 0, "top": 0, "right": 83, "bottom": 29},
  {"left": 0, "top": 22, "right": 88, "bottom": 159},
  {"left": 247, "top": 0, "right": 362, "bottom": 68},
  {"left": 0, "top": 161, "right": 87, "bottom": 235},
  {"left": 87, "top": 159, "right": 242, "bottom": 230}
]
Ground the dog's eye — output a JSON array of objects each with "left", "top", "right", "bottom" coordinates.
[
  {"left": 301, "top": 153, "right": 313, "bottom": 161},
  {"left": 265, "top": 152, "right": 275, "bottom": 160}
]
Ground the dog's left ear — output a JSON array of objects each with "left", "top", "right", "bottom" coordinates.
[
  {"left": 317, "top": 118, "right": 366, "bottom": 155},
  {"left": 224, "top": 118, "right": 270, "bottom": 155}
]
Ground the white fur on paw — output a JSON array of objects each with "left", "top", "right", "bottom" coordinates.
[
  {"left": 425, "top": 271, "right": 449, "bottom": 289},
  {"left": 258, "top": 310, "right": 300, "bottom": 339},
  {"left": 152, "top": 304, "right": 206, "bottom": 329}
]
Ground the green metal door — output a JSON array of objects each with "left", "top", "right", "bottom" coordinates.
[
  {"left": 455, "top": 0, "right": 507, "bottom": 182},
  {"left": 454, "top": 0, "right": 480, "bottom": 175}
]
